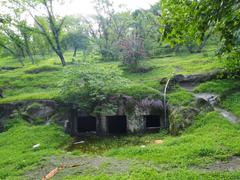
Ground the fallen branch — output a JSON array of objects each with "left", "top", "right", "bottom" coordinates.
[{"left": 41, "top": 163, "right": 82, "bottom": 180}]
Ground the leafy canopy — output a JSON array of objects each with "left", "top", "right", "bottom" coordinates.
[{"left": 160, "top": 0, "right": 240, "bottom": 73}]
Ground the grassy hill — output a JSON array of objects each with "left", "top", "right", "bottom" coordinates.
[
  {"left": 0, "top": 51, "right": 240, "bottom": 179},
  {"left": 0, "top": 50, "right": 221, "bottom": 104}
]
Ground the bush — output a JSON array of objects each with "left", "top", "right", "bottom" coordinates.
[
  {"left": 58, "top": 63, "right": 130, "bottom": 112},
  {"left": 58, "top": 62, "right": 161, "bottom": 112}
]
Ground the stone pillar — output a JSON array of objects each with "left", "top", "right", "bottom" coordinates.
[
  {"left": 126, "top": 107, "right": 145, "bottom": 133},
  {"left": 99, "top": 116, "right": 108, "bottom": 135}
]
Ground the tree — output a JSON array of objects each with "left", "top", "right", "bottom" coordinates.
[
  {"left": 131, "top": 7, "right": 161, "bottom": 57},
  {"left": 62, "top": 16, "right": 90, "bottom": 62},
  {"left": 86, "top": 0, "right": 132, "bottom": 61},
  {"left": 63, "top": 32, "right": 89, "bottom": 61},
  {"left": 160, "top": 0, "right": 240, "bottom": 73},
  {"left": 119, "top": 36, "right": 145, "bottom": 66},
  {"left": 0, "top": 11, "right": 35, "bottom": 65},
  {"left": 7, "top": 0, "right": 66, "bottom": 66}
]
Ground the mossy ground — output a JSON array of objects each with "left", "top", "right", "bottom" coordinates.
[{"left": 1, "top": 50, "right": 240, "bottom": 179}]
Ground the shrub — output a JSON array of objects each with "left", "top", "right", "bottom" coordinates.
[
  {"left": 58, "top": 62, "right": 161, "bottom": 112},
  {"left": 58, "top": 63, "right": 130, "bottom": 112}
]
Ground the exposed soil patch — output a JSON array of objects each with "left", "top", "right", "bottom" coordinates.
[
  {"left": 194, "top": 156, "right": 240, "bottom": 172},
  {"left": 26, "top": 155, "right": 140, "bottom": 179}
]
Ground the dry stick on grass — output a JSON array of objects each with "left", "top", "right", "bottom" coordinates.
[{"left": 42, "top": 163, "right": 82, "bottom": 180}]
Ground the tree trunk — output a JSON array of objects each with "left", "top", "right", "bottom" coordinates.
[
  {"left": 72, "top": 47, "right": 77, "bottom": 62},
  {"left": 57, "top": 51, "right": 66, "bottom": 66},
  {"left": 55, "top": 34, "right": 66, "bottom": 66},
  {"left": 23, "top": 33, "right": 35, "bottom": 64},
  {"left": 186, "top": 44, "right": 194, "bottom": 53},
  {"left": 83, "top": 50, "right": 87, "bottom": 61}
]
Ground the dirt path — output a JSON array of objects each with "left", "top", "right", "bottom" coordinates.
[{"left": 192, "top": 156, "right": 240, "bottom": 172}]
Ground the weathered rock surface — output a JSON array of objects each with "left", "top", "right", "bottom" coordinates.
[
  {"left": 160, "top": 70, "right": 229, "bottom": 85},
  {"left": 169, "top": 106, "right": 199, "bottom": 135},
  {"left": 0, "top": 100, "right": 67, "bottom": 131}
]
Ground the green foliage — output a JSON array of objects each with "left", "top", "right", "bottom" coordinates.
[
  {"left": 160, "top": 0, "right": 240, "bottom": 73},
  {"left": 0, "top": 118, "right": 70, "bottom": 179},
  {"left": 0, "top": 50, "right": 221, "bottom": 104},
  {"left": 59, "top": 62, "right": 161, "bottom": 112},
  {"left": 59, "top": 63, "right": 130, "bottom": 111}
]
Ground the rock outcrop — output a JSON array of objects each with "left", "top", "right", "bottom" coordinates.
[
  {"left": 0, "top": 100, "right": 67, "bottom": 132},
  {"left": 160, "top": 70, "right": 229, "bottom": 85}
]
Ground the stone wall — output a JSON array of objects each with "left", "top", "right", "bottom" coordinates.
[{"left": 68, "top": 95, "right": 167, "bottom": 136}]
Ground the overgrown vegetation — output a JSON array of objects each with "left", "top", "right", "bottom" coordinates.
[{"left": 0, "top": 0, "right": 240, "bottom": 179}]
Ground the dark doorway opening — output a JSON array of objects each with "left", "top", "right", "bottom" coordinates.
[
  {"left": 107, "top": 116, "right": 127, "bottom": 134},
  {"left": 77, "top": 116, "right": 96, "bottom": 133},
  {"left": 145, "top": 115, "right": 160, "bottom": 130}
]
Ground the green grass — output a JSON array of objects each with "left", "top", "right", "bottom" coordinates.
[
  {"left": 105, "top": 112, "right": 240, "bottom": 166},
  {"left": 68, "top": 132, "right": 167, "bottom": 155},
  {"left": 222, "top": 92, "right": 240, "bottom": 117},
  {"left": 167, "top": 87, "right": 194, "bottom": 106},
  {"left": 64, "top": 170, "right": 240, "bottom": 180},
  {"left": 0, "top": 118, "right": 70, "bottom": 179},
  {"left": 1, "top": 109, "right": 238, "bottom": 179},
  {"left": 1, "top": 51, "right": 240, "bottom": 179},
  {"left": 194, "top": 79, "right": 240, "bottom": 95},
  {"left": 124, "top": 52, "right": 222, "bottom": 87},
  {"left": 24, "top": 65, "right": 61, "bottom": 74},
  {"left": 0, "top": 51, "right": 222, "bottom": 104},
  {"left": 62, "top": 112, "right": 240, "bottom": 179},
  {"left": 194, "top": 79, "right": 240, "bottom": 117}
]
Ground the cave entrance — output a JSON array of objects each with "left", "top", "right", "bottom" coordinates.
[
  {"left": 77, "top": 116, "right": 96, "bottom": 133},
  {"left": 145, "top": 115, "right": 161, "bottom": 131},
  {"left": 107, "top": 116, "right": 127, "bottom": 134}
]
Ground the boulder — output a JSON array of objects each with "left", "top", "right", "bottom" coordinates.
[
  {"left": 169, "top": 106, "right": 199, "bottom": 135},
  {"left": 194, "top": 93, "right": 219, "bottom": 109}
]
